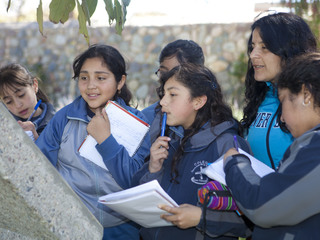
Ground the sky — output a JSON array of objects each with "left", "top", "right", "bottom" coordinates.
[
  {"left": 92, "top": 0, "right": 285, "bottom": 26},
  {"left": 0, "top": 0, "right": 286, "bottom": 26}
]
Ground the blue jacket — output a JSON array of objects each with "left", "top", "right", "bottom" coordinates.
[
  {"left": 36, "top": 96, "right": 150, "bottom": 227},
  {"left": 225, "top": 124, "right": 320, "bottom": 240},
  {"left": 246, "top": 82, "right": 293, "bottom": 169},
  {"left": 133, "top": 119, "right": 252, "bottom": 240}
]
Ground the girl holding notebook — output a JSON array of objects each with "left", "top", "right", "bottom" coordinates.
[
  {"left": 36, "top": 44, "right": 150, "bottom": 240},
  {"left": 132, "top": 63, "right": 252, "bottom": 240},
  {"left": 222, "top": 52, "right": 320, "bottom": 240}
]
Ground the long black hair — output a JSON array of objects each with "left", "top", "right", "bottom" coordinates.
[
  {"left": 72, "top": 44, "right": 132, "bottom": 105},
  {"left": 241, "top": 12, "right": 317, "bottom": 131},
  {"left": 158, "top": 63, "right": 233, "bottom": 182}
]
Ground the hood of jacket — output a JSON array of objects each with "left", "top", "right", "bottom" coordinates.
[{"left": 176, "top": 118, "right": 240, "bottom": 152}]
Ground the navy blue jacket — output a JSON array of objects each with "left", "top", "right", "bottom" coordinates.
[
  {"left": 133, "top": 119, "right": 252, "bottom": 240},
  {"left": 225, "top": 124, "right": 320, "bottom": 239}
]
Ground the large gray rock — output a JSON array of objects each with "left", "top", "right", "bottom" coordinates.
[{"left": 0, "top": 103, "right": 103, "bottom": 240}]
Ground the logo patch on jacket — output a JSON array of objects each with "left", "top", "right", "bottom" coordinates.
[{"left": 191, "top": 160, "right": 209, "bottom": 185}]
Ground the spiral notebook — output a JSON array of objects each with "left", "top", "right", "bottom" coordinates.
[{"left": 78, "top": 101, "right": 150, "bottom": 170}]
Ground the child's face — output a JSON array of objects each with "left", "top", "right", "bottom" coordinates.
[
  {"left": 278, "top": 87, "right": 314, "bottom": 138},
  {"left": 1, "top": 83, "right": 38, "bottom": 119},
  {"left": 157, "top": 56, "right": 180, "bottom": 77},
  {"left": 160, "top": 77, "right": 198, "bottom": 129},
  {"left": 78, "top": 57, "right": 124, "bottom": 113}
]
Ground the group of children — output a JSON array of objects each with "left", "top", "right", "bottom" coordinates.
[{"left": 1, "top": 12, "right": 320, "bottom": 240}]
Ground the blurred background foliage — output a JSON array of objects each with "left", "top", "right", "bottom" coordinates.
[
  {"left": 281, "top": 0, "right": 320, "bottom": 44},
  {"left": 4, "top": 0, "right": 320, "bottom": 119},
  {"left": 6, "top": 0, "right": 130, "bottom": 44}
]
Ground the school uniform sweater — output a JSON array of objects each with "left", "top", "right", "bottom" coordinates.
[
  {"left": 225, "top": 124, "right": 320, "bottom": 240},
  {"left": 132, "top": 119, "right": 252, "bottom": 240},
  {"left": 36, "top": 96, "right": 150, "bottom": 227}
]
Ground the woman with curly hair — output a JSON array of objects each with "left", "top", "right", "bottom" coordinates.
[{"left": 241, "top": 12, "right": 317, "bottom": 169}]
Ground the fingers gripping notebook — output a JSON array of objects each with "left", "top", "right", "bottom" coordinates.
[{"left": 78, "top": 101, "right": 150, "bottom": 170}]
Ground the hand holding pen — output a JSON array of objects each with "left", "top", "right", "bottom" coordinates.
[
  {"left": 149, "top": 112, "right": 169, "bottom": 173},
  {"left": 27, "top": 99, "right": 42, "bottom": 121},
  {"left": 223, "top": 135, "right": 240, "bottom": 161}
]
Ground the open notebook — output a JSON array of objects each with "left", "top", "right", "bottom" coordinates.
[
  {"left": 202, "top": 148, "right": 275, "bottom": 186},
  {"left": 78, "top": 101, "right": 150, "bottom": 170},
  {"left": 98, "top": 180, "right": 178, "bottom": 228}
]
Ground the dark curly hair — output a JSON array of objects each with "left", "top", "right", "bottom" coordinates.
[
  {"left": 158, "top": 63, "right": 234, "bottom": 182},
  {"left": 241, "top": 12, "right": 317, "bottom": 132}
]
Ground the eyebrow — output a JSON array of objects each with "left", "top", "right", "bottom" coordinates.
[
  {"left": 159, "top": 65, "right": 169, "bottom": 71},
  {"left": 2, "top": 88, "right": 22, "bottom": 100},
  {"left": 80, "top": 70, "right": 110, "bottom": 74},
  {"left": 252, "top": 39, "right": 264, "bottom": 44},
  {"left": 166, "top": 86, "right": 180, "bottom": 91}
]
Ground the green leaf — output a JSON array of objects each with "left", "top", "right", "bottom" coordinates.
[
  {"left": 122, "top": 0, "right": 130, "bottom": 24},
  {"left": 104, "top": 0, "right": 115, "bottom": 25},
  {"left": 122, "top": 0, "right": 130, "bottom": 7},
  {"left": 37, "top": 0, "right": 46, "bottom": 37},
  {"left": 81, "top": 0, "right": 92, "bottom": 26},
  {"left": 76, "top": 0, "right": 90, "bottom": 45},
  {"left": 6, "top": 0, "right": 11, "bottom": 12},
  {"left": 49, "top": 0, "right": 76, "bottom": 24},
  {"left": 83, "top": 0, "right": 97, "bottom": 18},
  {"left": 114, "top": 0, "right": 123, "bottom": 35}
]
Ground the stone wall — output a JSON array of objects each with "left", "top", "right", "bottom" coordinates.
[
  {"left": 0, "top": 21, "right": 251, "bottom": 110},
  {"left": 0, "top": 103, "right": 103, "bottom": 239}
]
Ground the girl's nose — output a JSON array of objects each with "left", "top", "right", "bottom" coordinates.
[
  {"left": 14, "top": 99, "right": 23, "bottom": 109},
  {"left": 160, "top": 95, "right": 166, "bottom": 107},
  {"left": 87, "top": 79, "right": 97, "bottom": 89},
  {"left": 250, "top": 48, "right": 260, "bottom": 60}
]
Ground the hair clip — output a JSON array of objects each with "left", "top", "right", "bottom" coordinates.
[
  {"left": 210, "top": 81, "right": 217, "bottom": 90},
  {"left": 254, "top": 10, "right": 278, "bottom": 21}
]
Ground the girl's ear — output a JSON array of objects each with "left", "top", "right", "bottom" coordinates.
[
  {"left": 302, "top": 84, "right": 312, "bottom": 105},
  {"left": 32, "top": 78, "right": 39, "bottom": 93},
  {"left": 193, "top": 95, "right": 207, "bottom": 110},
  {"left": 117, "top": 75, "right": 126, "bottom": 91}
]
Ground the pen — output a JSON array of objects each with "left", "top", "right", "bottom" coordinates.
[
  {"left": 160, "top": 112, "right": 167, "bottom": 136},
  {"left": 233, "top": 135, "right": 239, "bottom": 151},
  {"left": 27, "top": 99, "right": 42, "bottom": 121}
]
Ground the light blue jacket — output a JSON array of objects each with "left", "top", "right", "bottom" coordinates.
[
  {"left": 36, "top": 96, "right": 150, "bottom": 227},
  {"left": 246, "top": 82, "right": 293, "bottom": 169}
]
